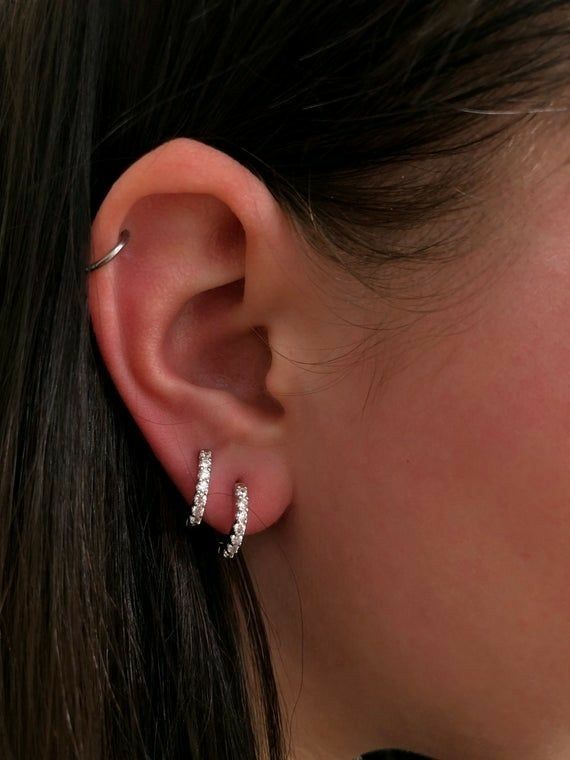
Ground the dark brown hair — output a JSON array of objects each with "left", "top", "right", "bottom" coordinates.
[{"left": 0, "top": 2, "right": 568, "bottom": 758}]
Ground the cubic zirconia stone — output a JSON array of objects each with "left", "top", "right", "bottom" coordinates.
[
  {"left": 187, "top": 449, "right": 213, "bottom": 528},
  {"left": 219, "top": 483, "right": 250, "bottom": 558}
]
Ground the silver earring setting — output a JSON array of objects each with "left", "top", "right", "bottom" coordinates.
[
  {"left": 185, "top": 449, "right": 249, "bottom": 559},
  {"left": 186, "top": 449, "right": 212, "bottom": 527},
  {"left": 219, "top": 483, "right": 249, "bottom": 559}
]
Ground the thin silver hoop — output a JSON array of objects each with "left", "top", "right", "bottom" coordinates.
[
  {"left": 85, "top": 229, "right": 130, "bottom": 272},
  {"left": 219, "top": 483, "right": 249, "bottom": 559},
  {"left": 186, "top": 449, "right": 212, "bottom": 527}
]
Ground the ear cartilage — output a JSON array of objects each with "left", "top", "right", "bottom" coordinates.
[
  {"left": 186, "top": 449, "right": 212, "bottom": 527},
  {"left": 220, "top": 483, "right": 249, "bottom": 559}
]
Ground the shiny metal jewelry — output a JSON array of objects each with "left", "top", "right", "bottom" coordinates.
[
  {"left": 186, "top": 449, "right": 213, "bottom": 527},
  {"left": 219, "top": 483, "right": 249, "bottom": 559},
  {"left": 85, "top": 229, "right": 130, "bottom": 272}
]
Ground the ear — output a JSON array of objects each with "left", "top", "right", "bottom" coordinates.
[{"left": 87, "top": 138, "right": 295, "bottom": 537}]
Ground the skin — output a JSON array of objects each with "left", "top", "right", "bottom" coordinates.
[{"left": 88, "top": 117, "right": 570, "bottom": 760}]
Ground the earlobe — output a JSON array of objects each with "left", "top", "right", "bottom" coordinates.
[{"left": 87, "top": 138, "right": 294, "bottom": 544}]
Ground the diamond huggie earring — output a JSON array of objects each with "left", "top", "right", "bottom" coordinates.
[
  {"left": 186, "top": 449, "right": 212, "bottom": 527},
  {"left": 219, "top": 483, "right": 249, "bottom": 559}
]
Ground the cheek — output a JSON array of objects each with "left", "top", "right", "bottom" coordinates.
[
  {"left": 306, "top": 273, "right": 570, "bottom": 578},
  {"left": 290, "top": 250, "right": 570, "bottom": 719}
]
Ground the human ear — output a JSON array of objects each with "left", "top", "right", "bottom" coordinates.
[{"left": 87, "top": 138, "right": 294, "bottom": 537}]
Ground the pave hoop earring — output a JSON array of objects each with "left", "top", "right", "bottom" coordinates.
[
  {"left": 185, "top": 449, "right": 212, "bottom": 527},
  {"left": 219, "top": 483, "right": 249, "bottom": 559}
]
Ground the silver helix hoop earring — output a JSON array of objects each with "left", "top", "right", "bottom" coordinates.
[
  {"left": 219, "top": 483, "right": 249, "bottom": 559},
  {"left": 85, "top": 229, "right": 130, "bottom": 272},
  {"left": 185, "top": 449, "right": 212, "bottom": 527}
]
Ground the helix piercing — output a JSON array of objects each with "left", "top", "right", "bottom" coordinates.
[
  {"left": 85, "top": 229, "right": 130, "bottom": 272},
  {"left": 219, "top": 483, "right": 249, "bottom": 559},
  {"left": 186, "top": 449, "right": 212, "bottom": 527}
]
